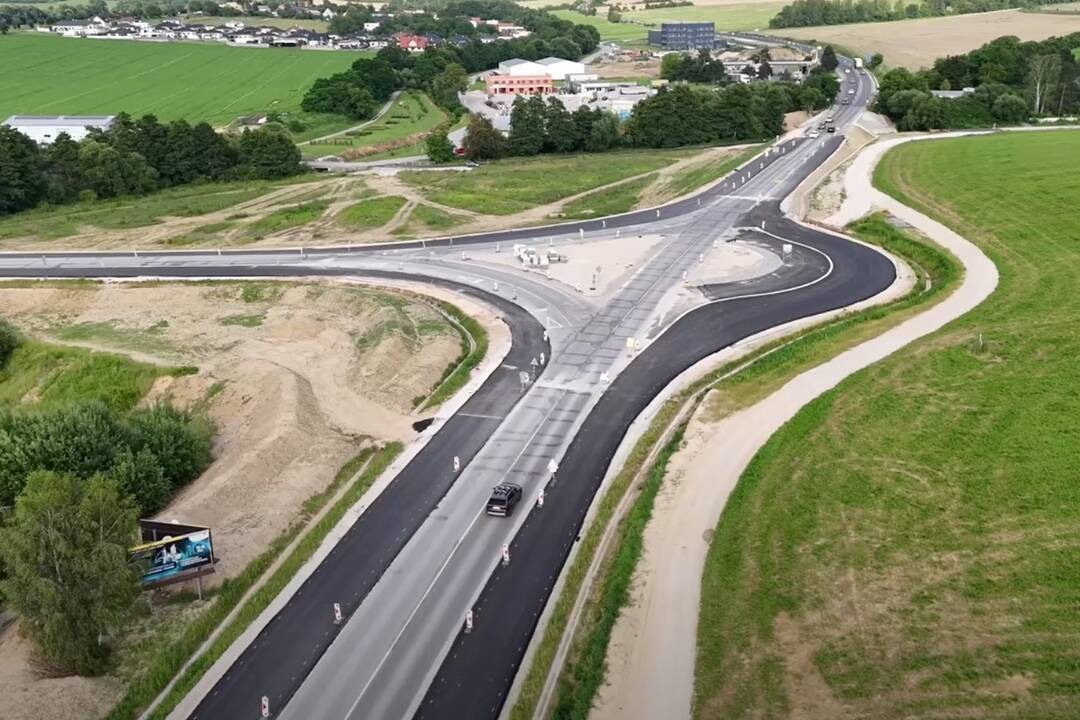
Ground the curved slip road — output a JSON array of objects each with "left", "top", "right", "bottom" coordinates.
[
  {"left": 588, "top": 135, "right": 1002, "bottom": 720},
  {"left": 0, "top": 51, "right": 887, "bottom": 720},
  {"left": 413, "top": 205, "right": 896, "bottom": 720}
]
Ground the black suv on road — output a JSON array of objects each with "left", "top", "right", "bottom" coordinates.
[{"left": 486, "top": 482, "right": 523, "bottom": 517}]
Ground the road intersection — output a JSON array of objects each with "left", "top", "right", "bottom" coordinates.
[{"left": 0, "top": 53, "right": 887, "bottom": 720}]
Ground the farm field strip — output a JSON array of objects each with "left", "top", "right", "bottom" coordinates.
[
  {"left": 622, "top": 3, "right": 786, "bottom": 31},
  {"left": 0, "top": 33, "right": 358, "bottom": 124},
  {"left": 783, "top": 10, "right": 1080, "bottom": 69}
]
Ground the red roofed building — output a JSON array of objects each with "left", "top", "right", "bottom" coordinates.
[{"left": 396, "top": 33, "right": 428, "bottom": 52}]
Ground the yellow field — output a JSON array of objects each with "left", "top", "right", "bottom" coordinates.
[{"left": 784, "top": 9, "right": 1080, "bottom": 69}]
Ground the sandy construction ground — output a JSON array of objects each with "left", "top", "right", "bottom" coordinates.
[
  {"left": 785, "top": 9, "right": 1080, "bottom": 69},
  {"left": 0, "top": 282, "right": 473, "bottom": 579},
  {"left": 0, "top": 279, "right": 501, "bottom": 720},
  {"left": 472, "top": 233, "right": 666, "bottom": 297}
]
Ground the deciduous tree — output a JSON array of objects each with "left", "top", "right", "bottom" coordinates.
[{"left": 0, "top": 472, "right": 139, "bottom": 675}]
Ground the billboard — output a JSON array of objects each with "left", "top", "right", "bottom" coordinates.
[{"left": 130, "top": 528, "right": 214, "bottom": 587}]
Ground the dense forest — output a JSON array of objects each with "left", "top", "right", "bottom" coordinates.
[
  {"left": 0, "top": 115, "right": 301, "bottom": 216},
  {"left": 875, "top": 33, "right": 1080, "bottom": 130}
]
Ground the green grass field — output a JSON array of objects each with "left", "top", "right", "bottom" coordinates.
[
  {"left": 302, "top": 91, "right": 447, "bottom": 158},
  {"left": 560, "top": 174, "right": 657, "bottom": 219},
  {"left": 336, "top": 196, "right": 407, "bottom": 230},
  {"left": 400, "top": 149, "right": 694, "bottom": 215},
  {"left": 695, "top": 129, "right": 1080, "bottom": 719},
  {"left": 552, "top": 10, "right": 647, "bottom": 42},
  {"left": 0, "top": 33, "right": 358, "bottom": 125},
  {"left": 624, "top": 3, "right": 785, "bottom": 32}
]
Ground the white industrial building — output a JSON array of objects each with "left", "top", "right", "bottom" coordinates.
[
  {"left": 498, "top": 58, "right": 547, "bottom": 76},
  {"left": 536, "top": 57, "right": 585, "bottom": 80},
  {"left": 497, "top": 56, "right": 588, "bottom": 80},
  {"left": 3, "top": 115, "right": 116, "bottom": 144}
]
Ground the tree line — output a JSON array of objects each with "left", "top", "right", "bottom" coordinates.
[
  {"left": 875, "top": 33, "right": 1080, "bottom": 130},
  {"left": 768, "top": 0, "right": 1076, "bottom": 29},
  {"left": 0, "top": 114, "right": 302, "bottom": 217},
  {"left": 439, "top": 69, "right": 839, "bottom": 161},
  {"left": 301, "top": 6, "right": 599, "bottom": 120},
  {"left": 0, "top": 321, "right": 214, "bottom": 674}
]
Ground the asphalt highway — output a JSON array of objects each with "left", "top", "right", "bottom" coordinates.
[
  {"left": 0, "top": 50, "right": 883, "bottom": 720},
  {"left": 416, "top": 206, "right": 895, "bottom": 720}
]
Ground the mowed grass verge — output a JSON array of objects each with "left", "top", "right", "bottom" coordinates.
[
  {"left": 0, "top": 33, "right": 357, "bottom": 125},
  {"left": 695, "top": 130, "right": 1080, "bottom": 719},
  {"left": 400, "top": 149, "right": 696, "bottom": 215}
]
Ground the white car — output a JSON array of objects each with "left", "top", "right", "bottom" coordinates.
[
  {"left": 848, "top": 89, "right": 855, "bottom": 94},
  {"left": 808, "top": 130, "right": 820, "bottom": 138}
]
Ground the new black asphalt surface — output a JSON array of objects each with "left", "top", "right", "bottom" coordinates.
[
  {"left": 0, "top": 133, "right": 855, "bottom": 720},
  {"left": 415, "top": 205, "right": 896, "bottom": 719},
  {"left": 700, "top": 231, "right": 832, "bottom": 301}
]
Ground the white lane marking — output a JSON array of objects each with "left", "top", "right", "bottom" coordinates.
[{"left": 341, "top": 388, "right": 569, "bottom": 720}]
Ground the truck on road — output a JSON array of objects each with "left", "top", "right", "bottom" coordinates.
[{"left": 853, "top": 57, "right": 864, "bottom": 69}]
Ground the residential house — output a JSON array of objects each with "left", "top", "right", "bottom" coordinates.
[{"left": 395, "top": 33, "right": 427, "bottom": 52}]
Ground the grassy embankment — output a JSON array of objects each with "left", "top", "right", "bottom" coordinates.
[
  {"left": 110, "top": 442, "right": 402, "bottom": 720},
  {"left": 400, "top": 149, "right": 697, "bottom": 215},
  {"left": 0, "top": 328, "right": 182, "bottom": 412},
  {"left": 0, "top": 175, "right": 320, "bottom": 243},
  {"left": 511, "top": 211, "right": 962, "bottom": 720},
  {"left": 302, "top": 91, "right": 447, "bottom": 159},
  {"left": 696, "top": 130, "right": 1080, "bottom": 719}
]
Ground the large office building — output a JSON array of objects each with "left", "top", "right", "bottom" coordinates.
[{"left": 647, "top": 21, "right": 715, "bottom": 50}]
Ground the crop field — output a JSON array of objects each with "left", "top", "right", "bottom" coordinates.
[
  {"left": 622, "top": 2, "right": 786, "bottom": 32},
  {"left": 0, "top": 33, "right": 358, "bottom": 125},
  {"left": 551, "top": 10, "right": 647, "bottom": 41},
  {"left": 695, "top": 129, "right": 1080, "bottom": 719},
  {"left": 784, "top": 9, "right": 1080, "bottom": 69}
]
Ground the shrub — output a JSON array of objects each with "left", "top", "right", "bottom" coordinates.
[{"left": 0, "top": 318, "right": 19, "bottom": 368}]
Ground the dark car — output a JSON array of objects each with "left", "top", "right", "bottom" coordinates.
[
  {"left": 827, "top": 125, "right": 836, "bottom": 133},
  {"left": 486, "top": 482, "right": 523, "bottom": 517}
]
